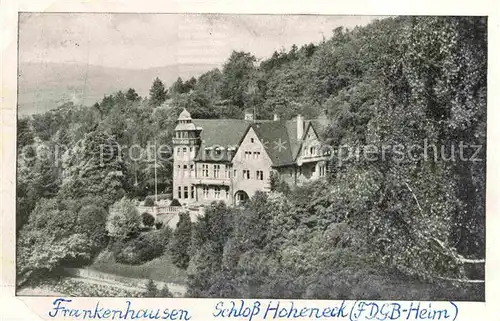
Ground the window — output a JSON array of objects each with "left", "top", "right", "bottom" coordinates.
[
  {"left": 202, "top": 164, "right": 209, "bottom": 177},
  {"left": 191, "top": 186, "right": 195, "bottom": 199},
  {"left": 253, "top": 151, "right": 260, "bottom": 159},
  {"left": 245, "top": 151, "right": 252, "bottom": 159},
  {"left": 190, "top": 164, "right": 194, "bottom": 177},
  {"left": 183, "top": 147, "right": 187, "bottom": 154},
  {"left": 250, "top": 138, "right": 255, "bottom": 143},
  {"left": 176, "top": 147, "right": 181, "bottom": 156},
  {"left": 183, "top": 164, "right": 188, "bottom": 177},
  {"left": 233, "top": 169, "right": 237, "bottom": 178},
  {"left": 203, "top": 186, "right": 209, "bottom": 198},
  {"left": 214, "top": 186, "right": 221, "bottom": 199},
  {"left": 178, "top": 186, "right": 182, "bottom": 199},
  {"left": 184, "top": 186, "right": 189, "bottom": 199},
  {"left": 243, "top": 170, "right": 250, "bottom": 179},
  {"left": 213, "top": 164, "right": 220, "bottom": 178},
  {"left": 177, "top": 165, "right": 181, "bottom": 175},
  {"left": 256, "top": 170, "right": 264, "bottom": 180},
  {"left": 319, "top": 164, "right": 326, "bottom": 177},
  {"left": 225, "top": 168, "right": 231, "bottom": 178},
  {"left": 226, "top": 187, "right": 230, "bottom": 199}
]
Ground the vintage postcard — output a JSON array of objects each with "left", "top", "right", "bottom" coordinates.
[{"left": 1, "top": 1, "right": 498, "bottom": 321}]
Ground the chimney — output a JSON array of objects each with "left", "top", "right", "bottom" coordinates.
[
  {"left": 244, "top": 111, "right": 254, "bottom": 121},
  {"left": 296, "top": 114, "right": 304, "bottom": 140},
  {"left": 273, "top": 113, "right": 280, "bottom": 121}
]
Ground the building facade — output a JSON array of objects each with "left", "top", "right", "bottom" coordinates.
[{"left": 172, "top": 109, "right": 329, "bottom": 206}]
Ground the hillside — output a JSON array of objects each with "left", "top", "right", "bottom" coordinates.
[
  {"left": 17, "top": 62, "right": 218, "bottom": 115},
  {"left": 16, "top": 16, "right": 486, "bottom": 300}
]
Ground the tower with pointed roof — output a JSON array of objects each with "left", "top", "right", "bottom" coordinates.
[{"left": 173, "top": 109, "right": 201, "bottom": 203}]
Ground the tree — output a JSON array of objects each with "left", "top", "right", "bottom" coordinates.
[
  {"left": 17, "top": 141, "right": 61, "bottom": 231},
  {"left": 220, "top": 51, "right": 257, "bottom": 108},
  {"left": 170, "top": 77, "right": 185, "bottom": 95},
  {"left": 17, "top": 118, "right": 34, "bottom": 149},
  {"left": 115, "top": 91, "right": 127, "bottom": 106},
  {"left": 17, "top": 198, "right": 93, "bottom": 283},
  {"left": 125, "top": 88, "right": 140, "bottom": 102},
  {"left": 149, "top": 77, "right": 167, "bottom": 107},
  {"left": 169, "top": 212, "right": 192, "bottom": 269},
  {"left": 59, "top": 130, "right": 127, "bottom": 207},
  {"left": 186, "top": 202, "right": 235, "bottom": 296},
  {"left": 269, "top": 171, "right": 290, "bottom": 195},
  {"left": 75, "top": 199, "right": 109, "bottom": 253},
  {"left": 106, "top": 197, "right": 141, "bottom": 241}
]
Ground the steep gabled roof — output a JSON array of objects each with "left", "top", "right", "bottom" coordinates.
[
  {"left": 188, "top": 116, "right": 328, "bottom": 165},
  {"left": 192, "top": 119, "right": 252, "bottom": 162},
  {"left": 252, "top": 121, "right": 295, "bottom": 166}
]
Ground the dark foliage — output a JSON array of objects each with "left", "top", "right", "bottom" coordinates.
[
  {"left": 141, "top": 212, "right": 155, "bottom": 227},
  {"left": 112, "top": 227, "right": 172, "bottom": 265},
  {"left": 144, "top": 197, "right": 155, "bottom": 207},
  {"left": 170, "top": 198, "right": 181, "bottom": 207},
  {"left": 169, "top": 212, "right": 192, "bottom": 269}
]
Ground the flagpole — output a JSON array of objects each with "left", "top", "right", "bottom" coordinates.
[{"left": 154, "top": 138, "right": 158, "bottom": 203}]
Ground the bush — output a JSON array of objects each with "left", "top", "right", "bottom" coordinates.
[
  {"left": 155, "top": 221, "right": 164, "bottom": 230},
  {"left": 269, "top": 171, "right": 290, "bottom": 195},
  {"left": 144, "top": 194, "right": 172, "bottom": 206},
  {"left": 90, "top": 250, "right": 188, "bottom": 285},
  {"left": 112, "top": 228, "right": 172, "bottom": 265},
  {"left": 144, "top": 197, "right": 155, "bottom": 207},
  {"left": 170, "top": 199, "right": 181, "bottom": 207},
  {"left": 144, "top": 279, "right": 158, "bottom": 297},
  {"left": 158, "top": 285, "right": 173, "bottom": 298},
  {"left": 141, "top": 212, "right": 155, "bottom": 227},
  {"left": 157, "top": 194, "right": 172, "bottom": 201},
  {"left": 106, "top": 197, "right": 141, "bottom": 241},
  {"left": 144, "top": 280, "right": 173, "bottom": 298}
]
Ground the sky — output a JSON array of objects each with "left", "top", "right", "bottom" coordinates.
[{"left": 19, "top": 13, "right": 382, "bottom": 69}]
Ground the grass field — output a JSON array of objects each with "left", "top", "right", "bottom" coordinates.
[{"left": 90, "top": 250, "right": 187, "bottom": 285}]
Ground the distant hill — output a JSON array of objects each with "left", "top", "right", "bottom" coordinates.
[{"left": 17, "top": 62, "right": 219, "bottom": 116}]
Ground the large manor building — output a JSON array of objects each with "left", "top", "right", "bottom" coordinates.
[{"left": 172, "top": 109, "right": 330, "bottom": 205}]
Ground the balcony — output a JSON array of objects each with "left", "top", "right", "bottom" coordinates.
[
  {"left": 172, "top": 137, "right": 200, "bottom": 145},
  {"left": 193, "top": 177, "right": 231, "bottom": 186},
  {"left": 297, "top": 153, "right": 329, "bottom": 165}
]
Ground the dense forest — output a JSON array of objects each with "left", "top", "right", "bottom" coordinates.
[{"left": 17, "top": 16, "right": 486, "bottom": 299}]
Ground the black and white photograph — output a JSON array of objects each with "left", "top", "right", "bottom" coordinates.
[{"left": 14, "top": 13, "right": 486, "bottom": 301}]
